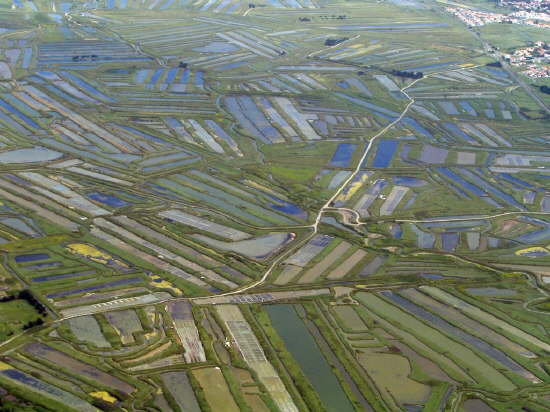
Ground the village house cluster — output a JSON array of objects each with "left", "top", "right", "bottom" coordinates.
[
  {"left": 503, "top": 41, "right": 550, "bottom": 78},
  {"left": 500, "top": 0, "right": 549, "bottom": 13},
  {"left": 447, "top": 7, "right": 550, "bottom": 28},
  {"left": 519, "top": 64, "right": 550, "bottom": 77}
]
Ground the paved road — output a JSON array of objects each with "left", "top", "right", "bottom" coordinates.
[
  {"left": 471, "top": 28, "right": 550, "bottom": 116},
  {"left": 499, "top": 59, "right": 550, "bottom": 116}
]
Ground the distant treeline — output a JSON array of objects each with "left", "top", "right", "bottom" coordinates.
[
  {"left": 1, "top": 290, "right": 46, "bottom": 314},
  {"left": 22, "top": 318, "right": 44, "bottom": 330},
  {"left": 18, "top": 290, "right": 47, "bottom": 316},
  {"left": 324, "top": 37, "right": 349, "bottom": 46},
  {"left": 72, "top": 54, "right": 99, "bottom": 62},
  {"left": 1, "top": 290, "right": 47, "bottom": 330},
  {"left": 391, "top": 69, "right": 423, "bottom": 79}
]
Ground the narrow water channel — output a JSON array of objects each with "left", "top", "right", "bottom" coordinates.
[{"left": 265, "top": 304, "right": 356, "bottom": 412}]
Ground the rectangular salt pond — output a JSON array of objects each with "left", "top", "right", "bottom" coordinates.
[
  {"left": 437, "top": 167, "right": 485, "bottom": 197},
  {"left": 0, "top": 368, "right": 98, "bottom": 412},
  {"left": 359, "top": 255, "right": 387, "bottom": 276},
  {"left": 134, "top": 69, "right": 150, "bottom": 84},
  {"left": 441, "top": 232, "right": 459, "bottom": 251},
  {"left": 225, "top": 96, "right": 280, "bottom": 144},
  {"left": 32, "top": 270, "right": 95, "bottom": 283},
  {"left": 348, "top": 78, "right": 373, "bottom": 95},
  {"left": 266, "top": 305, "right": 356, "bottom": 412},
  {"left": 406, "top": 60, "right": 458, "bottom": 72},
  {"left": 467, "top": 287, "right": 516, "bottom": 297},
  {"left": 147, "top": 69, "right": 164, "bottom": 90},
  {"left": 159, "top": 0, "right": 174, "bottom": 9},
  {"left": 267, "top": 195, "right": 307, "bottom": 219},
  {"left": 380, "top": 185, "right": 409, "bottom": 215},
  {"left": 171, "top": 174, "right": 295, "bottom": 224},
  {"left": 0, "top": 99, "right": 41, "bottom": 129},
  {"left": 337, "top": 23, "right": 448, "bottom": 30},
  {"left": 479, "top": 67, "right": 509, "bottom": 79},
  {"left": 60, "top": 71, "right": 114, "bottom": 102},
  {"left": 0, "top": 217, "right": 40, "bottom": 237},
  {"left": 419, "top": 144, "right": 448, "bottom": 164},
  {"left": 60, "top": 2, "right": 71, "bottom": 12},
  {"left": 458, "top": 169, "right": 523, "bottom": 209},
  {"left": 410, "top": 224, "right": 435, "bottom": 248},
  {"left": 87, "top": 192, "right": 130, "bottom": 208},
  {"left": 459, "top": 101, "right": 477, "bottom": 116},
  {"left": 401, "top": 117, "right": 434, "bottom": 140},
  {"left": 22, "top": 48, "right": 33, "bottom": 69},
  {"left": 502, "top": 110, "right": 512, "bottom": 120},
  {"left": 112, "top": 123, "right": 171, "bottom": 146},
  {"left": 215, "top": 61, "right": 248, "bottom": 71},
  {"left": 381, "top": 291, "right": 528, "bottom": 379},
  {"left": 328, "top": 171, "right": 352, "bottom": 189},
  {"left": 15, "top": 253, "right": 49, "bottom": 263},
  {"left": 457, "top": 152, "right": 476, "bottom": 165},
  {"left": 277, "top": 66, "right": 357, "bottom": 72},
  {"left": 371, "top": 139, "right": 398, "bottom": 168},
  {"left": 336, "top": 93, "right": 399, "bottom": 118},
  {"left": 140, "top": 151, "right": 193, "bottom": 167},
  {"left": 451, "top": 229, "right": 477, "bottom": 248},
  {"left": 205, "top": 120, "right": 241, "bottom": 155},
  {"left": 193, "top": 232, "right": 291, "bottom": 260},
  {"left": 392, "top": 176, "right": 427, "bottom": 187},
  {"left": 24, "top": 342, "right": 135, "bottom": 394},
  {"left": 68, "top": 316, "right": 111, "bottom": 348},
  {"left": 161, "top": 372, "right": 201, "bottom": 412},
  {"left": 46, "top": 277, "right": 142, "bottom": 299},
  {"left": 189, "top": 170, "right": 252, "bottom": 198},
  {"left": 187, "top": 119, "right": 224, "bottom": 153},
  {"left": 160, "top": 209, "right": 250, "bottom": 241},
  {"left": 159, "top": 180, "right": 267, "bottom": 225},
  {"left": 284, "top": 234, "right": 333, "bottom": 267},
  {"left": 498, "top": 173, "right": 533, "bottom": 189},
  {"left": 3, "top": 94, "right": 41, "bottom": 118},
  {"left": 443, "top": 122, "right": 477, "bottom": 145},
  {"left": 484, "top": 109, "right": 495, "bottom": 119},
  {"left": 195, "top": 71, "right": 204, "bottom": 88},
  {"left": 142, "top": 158, "right": 200, "bottom": 173},
  {"left": 23, "top": 261, "right": 62, "bottom": 270},
  {"left": 374, "top": 75, "right": 400, "bottom": 92},
  {"left": 438, "top": 101, "right": 459, "bottom": 115},
  {"left": 329, "top": 143, "right": 357, "bottom": 167}
]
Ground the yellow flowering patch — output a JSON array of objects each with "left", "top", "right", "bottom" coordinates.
[
  {"left": 243, "top": 179, "right": 282, "bottom": 198},
  {"left": 336, "top": 173, "right": 369, "bottom": 202},
  {"left": 357, "top": 43, "right": 383, "bottom": 54},
  {"left": 66, "top": 243, "right": 112, "bottom": 260},
  {"left": 0, "top": 361, "right": 13, "bottom": 371},
  {"left": 515, "top": 246, "right": 550, "bottom": 256},
  {"left": 89, "top": 391, "right": 117, "bottom": 403},
  {"left": 144, "top": 330, "right": 158, "bottom": 340},
  {"left": 66, "top": 243, "right": 128, "bottom": 268},
  {"left": 149, "top": 274, "right": 182, "bottom": 295}
]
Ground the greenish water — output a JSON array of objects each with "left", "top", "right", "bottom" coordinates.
[
  {"left": 266, "top": 304, "right": 356, "bottom": 412},
  {"left": 466, "top": 287, "right": 517, "bottom": 297}
]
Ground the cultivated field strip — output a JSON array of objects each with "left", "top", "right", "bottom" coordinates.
[
  {"left": 167, "top": 301, "right": 206, "bottom": 363},
  {"left": 216, "top": 305, "right": 299, "bottom": 412}
]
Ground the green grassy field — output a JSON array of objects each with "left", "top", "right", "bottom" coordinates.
[{"left": 0, "top": 299, "right": 41, "bottom": 342}]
